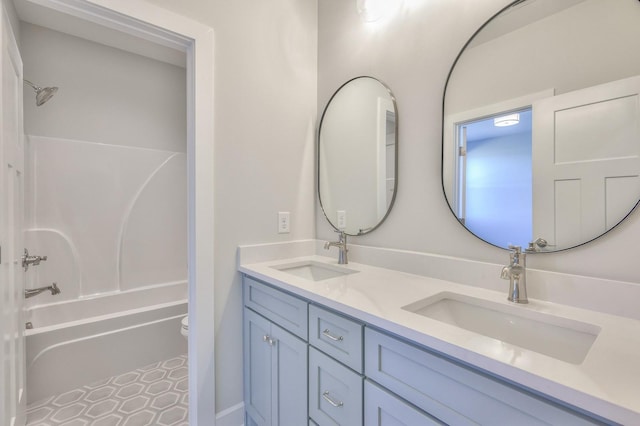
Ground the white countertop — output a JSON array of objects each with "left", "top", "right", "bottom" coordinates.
[{"left": 239, "top": 255, "right": 640, "bottom": 425}]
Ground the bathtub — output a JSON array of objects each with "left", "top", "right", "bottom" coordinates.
[{"left": 25, "top": 281, "right": 188, "bottom": 403}]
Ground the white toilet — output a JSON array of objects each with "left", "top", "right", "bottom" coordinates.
[{"left": 181, "top": 315, "right": 188, "bottom": 339}]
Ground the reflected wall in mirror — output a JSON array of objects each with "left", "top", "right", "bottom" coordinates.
[
  {"left": 442, "top": 0, "right": 640, "bottom": 252},
  {"left": 319, "top": 76, "right": 398, "bottom": 235}
]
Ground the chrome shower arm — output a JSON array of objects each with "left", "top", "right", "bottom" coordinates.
[{"left": 23, "top": 79, "right": 39, "bottom": 90}]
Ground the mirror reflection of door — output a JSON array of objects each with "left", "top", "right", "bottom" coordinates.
[
  {"left": 456, "top": 109, "right": 532, "bottom": 248},
  {"left": 532, "top": 76, "right": 640, "bottom": 248},
  {"left": 377, "top": 98, "right": 396, "bottom": 219}
]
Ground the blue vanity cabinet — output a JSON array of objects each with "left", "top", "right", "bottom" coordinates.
[
  {"left": 243, "top": 278, "right": 308, "bottom": 426},
  {"left": 364, "top": 327, "right": 605, "bottom": 426},
  {"left": 242, "top": 274, "right": 608, "bottom": 425}
]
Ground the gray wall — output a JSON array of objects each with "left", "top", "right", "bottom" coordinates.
[
  {"left": 21, "top": 23, "right": 186, "bottom": 152},
  {"left": 146, "top": 0, "right": 319, "bottom": 415},
  {"left": 446, "top": 0, "right": 640, "bottom": 114},
  {"left": 3, "top": 0, "right": 19, "bottom": 45},
  {"left": 317, "top": 0, "right": 640, "bottom": 285}
]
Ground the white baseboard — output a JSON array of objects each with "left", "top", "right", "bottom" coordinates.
[{"left": 215, "top": 402, "right": 244, "bottom": 426}]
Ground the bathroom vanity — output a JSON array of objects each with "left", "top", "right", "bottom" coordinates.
[{"left": 240, "top": 255, "right": 640, "bottom": 426}]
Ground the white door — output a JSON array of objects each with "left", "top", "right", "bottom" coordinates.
[
  {"left": 376, "top": 96, "right": 395, "bottom": 218},
  {"left": 1, "top": 5, "right": 26, "bottom": 426},
  {"left": 532, "top": 76, "right": 640, "bottom": 249}
]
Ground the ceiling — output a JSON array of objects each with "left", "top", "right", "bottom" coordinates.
[
  {"left": 465, "top": 109, "right": 532, "bottom": 143},
  {"left": 469, "top": 0, "right": 587, "bottom": 48},
  {"left": 13, "top": 0, "right": 186, "bottom": 68}
]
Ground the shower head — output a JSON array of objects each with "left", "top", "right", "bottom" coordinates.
[{"left": 24, "top": 79, "right": 58, "bottom": 106}]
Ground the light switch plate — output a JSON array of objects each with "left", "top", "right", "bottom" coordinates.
[{"left": 278, "top": 212, "right": 290, "bottom": 233}]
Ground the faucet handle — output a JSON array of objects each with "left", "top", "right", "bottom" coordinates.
[{"left": 500, "top": 266, "right": 511, "bottom": 280}]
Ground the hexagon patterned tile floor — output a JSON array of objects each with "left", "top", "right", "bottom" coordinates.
[{"left": 26, "top": 354, "right": 188, "bottom": 426}]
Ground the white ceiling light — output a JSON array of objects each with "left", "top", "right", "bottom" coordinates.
[{"left": 494, "top": 113, "right": 520, "bottom": 127}]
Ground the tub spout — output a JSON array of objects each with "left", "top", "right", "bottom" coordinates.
[{"left": 25, "top": 283, "right": 61, "bottom": 299}]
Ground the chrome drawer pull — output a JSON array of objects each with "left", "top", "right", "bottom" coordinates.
[
  {"left": 262, "top": 335, "right": 276, "bottom": 346},
  {"left": 322, "top": 391, "right": 344, "bottom": 408},
  {"left": 322, "top": 329, "right": 344, "bottom": 342}
]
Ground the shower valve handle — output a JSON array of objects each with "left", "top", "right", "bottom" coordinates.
[{"left": 22, "top": 248, "right": 48, "bottom": 271}]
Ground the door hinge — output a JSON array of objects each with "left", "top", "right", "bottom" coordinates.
[{"left": 458, "top": 147, "right": 467, "bottom": 156}]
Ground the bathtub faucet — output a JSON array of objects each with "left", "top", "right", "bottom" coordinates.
[
  {"left": 22, "top": 248, "right": 48, "bottom": 271},
  {"left": 25, "top": 283, "right": 61, "bottom": 299}
]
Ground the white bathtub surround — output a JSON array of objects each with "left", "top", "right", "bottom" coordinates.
[
  {"left": 26, "top": 354, "right": 188, "bottom": 425},
  {"left": 26, "top": 300, "right": 187, "bottom": 403},
  {"left": 238, "top": 241, "right": 640, "bottom": 424},
  {"left": 25, "top": 281, "right": 186, "bottom": 330},
  {"left": 24, "top": 135, "right": 187, "bottom": 303}
]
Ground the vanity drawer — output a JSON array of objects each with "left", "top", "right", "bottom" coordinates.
[
  {"left": 243, "top": 276, "right": 308, "bottom": 340},
  {"left": 309, "top": 347, "right": 363, "bottom": 426},
  {"left": 364, "top": 379, "right": 444, "bottom": 426},
  {"left": 309, "top": 304, "right": 363, "bottom": 372},
  {"left": 365, "top": 328, "right": 603, "bottom": 426}
]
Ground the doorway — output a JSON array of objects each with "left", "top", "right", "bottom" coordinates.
[
  {"left": 0, "top": 1, "right": 215, "bottom": 424},
  {"left": 456, "top": 108, "right": 533, "bottom": 248}
]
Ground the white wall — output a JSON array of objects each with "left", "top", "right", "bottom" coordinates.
[
  {"left": 21, "top": 24, "right": 187, "bottom": 305},
  {"left": 2, "top": 0, "right": 19, "bottom": 45},
  {"left": 317, "top": 0, "right": 640, "bottom": 288},
  {"left": 21, "top": 23, "right": 186, "bottom": 152},
  {"left": 446, "top": 0, "right": 640, "bottom": 114},
  {"left": 143, "top": 0, "right": 318, "bottom": 416}
]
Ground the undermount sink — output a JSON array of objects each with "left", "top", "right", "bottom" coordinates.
[
  {"left": 271, "top": 260, "right": 358, "bottom": 282},
  {"left": 402, "top": 292, "right": 600, "bottom": 364}
]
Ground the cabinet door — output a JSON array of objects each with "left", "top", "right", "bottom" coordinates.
[
  {"left": 244, "top": 308, "right": 308, "bottom": 426},
  {"left": 244, "top": 309, "right": 274, "bottom": 426},
  {"left": 365, "top": 380, "right": 444, "bottom": 426},
  {"left": 271, "top": 322, "right": 308, "bottom": 426}
]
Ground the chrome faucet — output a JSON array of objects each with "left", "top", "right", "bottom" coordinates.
[
  {"left": 22, "top": 248, "right": 47, "bottom": 271},
  {"left": 500, "top": 245, "right": 528, "bottom": 304},
  {"left": 324, "top": 231, "right": 348, "bottom": 264},
  {"left": 25, "top": 283, "right": 61, "bottom": 299}
]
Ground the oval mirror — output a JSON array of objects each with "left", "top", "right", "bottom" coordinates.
[
  {"left": 319, "top": 76, "right": 398, "bottom": 235},
  {"left": 442, "top": 0, "right": 640, "bottom": 252}
]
